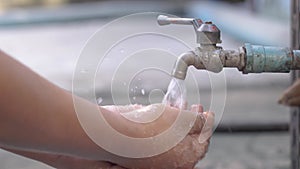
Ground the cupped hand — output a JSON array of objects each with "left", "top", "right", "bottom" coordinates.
[{"left": 102, "top": 104, "right": 214, "bottom": 169}]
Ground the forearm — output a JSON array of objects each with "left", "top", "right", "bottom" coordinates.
[
  {"left": 1, "top": 147, "right": 114, "bottom": 169},
  {"left": 1, "top": 147, "right": 66, "bottom": 167},
  {"left": 0, "top": 50, "right": 111, "bottom": 160}
]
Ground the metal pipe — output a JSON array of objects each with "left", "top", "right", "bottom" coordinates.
[
  {"left": 219, "top": 48, "right": 245, "bottom": 70},
  {"left": 242, "top": 44, "right": 300, "bottom": 73},
  {"left": 292, "top": 50, "right": 300, "bottom": 69},
  {"left": 243, "top": 44, "right": 292, "bottom": 73},
  {"left": 172, "top": 44, "right": 300, "bottom": 80}
]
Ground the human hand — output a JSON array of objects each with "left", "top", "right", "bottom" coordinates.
[
  {"left": 101, "top": 104, "right": 214, "bottom": 169},
  {"left": 4, "top": 103, "right": 212, "bottom": 169},
  {"left": 278, "top": 79, "right": 300, "bottom": 106}
]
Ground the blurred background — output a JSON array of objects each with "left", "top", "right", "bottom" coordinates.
[{"left": 0, "top": 0, "right": 292, "bottom": 169}]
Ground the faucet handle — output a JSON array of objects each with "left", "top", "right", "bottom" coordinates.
[
  {"left": 157, "top": 15, "right": 202, "bottom": 29},
  {"left": 157, "top": 15, "right": 221, "bottom": 46}
]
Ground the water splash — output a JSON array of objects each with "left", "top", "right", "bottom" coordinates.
[
  {"left": 162, "top": 78, "right": 187, "bottom": 109},
  {"left": 141, "top": 89, "right": 145, "bottom": 95},
  {"left": 96, "top": 97, "right": 103, "bottom": 105}
]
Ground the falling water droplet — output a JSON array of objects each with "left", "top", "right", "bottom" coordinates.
[
  {"left": 120, "top": 49, "right": 125, "bottom": 53},
  {"left": 141, "top": 89, "right": 145, "bottom": 95},
  {"left": 123, "top": 82, "right": 127, "bottom": 86},
  {"left": 133, "top": 96, "right": 136, "bottom": 100},
  {"left": 96, "top": 97, "right": 103, "bottom": 105}
]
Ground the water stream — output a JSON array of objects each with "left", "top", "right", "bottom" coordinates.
[{"left": 162, "top": 77, "right": 187, "bottom": 109}]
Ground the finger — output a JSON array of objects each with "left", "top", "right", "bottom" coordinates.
[
  {"left": 278, "top": 91, "right": 294, "bottom": 105},
  {"left": 278, "top": 95, "right": 288, "bottom": 105},
  {"left": 279, "top": 80, "right": 300, "bottom": 104},
  {"left": 286, "top": 80, "right": 300, "bottom": 97},
  {"left": 199, "top": 140, "right": 210, "bottom": 160},
  {"left": 190, "top": 134, "right": 210, "bottom": 160},
  {"left": 198, "top": 112, "right": 215, "bottom": 143},
  {"left": 166, "top": 100, "right": 188, "bottom": 110},
  {"left": 189, "top": 112, "right": 205, "bottom": 134},
  {"left": 190, "top": 104, "right": 203, "bottom": 113},
  {"left": 286, "top": 96, "right": 300, "bottom": 106}
]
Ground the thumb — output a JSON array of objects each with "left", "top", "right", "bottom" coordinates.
[
  {"left": 188, "top": 113, "right": 206, "bottom": 135},
  {"left": 198, "top": 111, "right": 214, "bottom": 143},
  {"left": 188, "top": 105, "right": 205, "bottom": 134}
]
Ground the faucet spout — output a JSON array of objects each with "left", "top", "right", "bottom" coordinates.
[
  {"left": 172, "top": 51, "right": 197, "bottom": 80},
  {"left": 172, "top": 47, "right": 225, "bottom": 80},
  {"left": 172, "top": 47, "right": 246, "bottom": 80}
]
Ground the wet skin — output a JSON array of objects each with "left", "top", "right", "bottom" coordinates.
[{"left": 0, "top": 50, "right": 213, "bottom": 169}]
